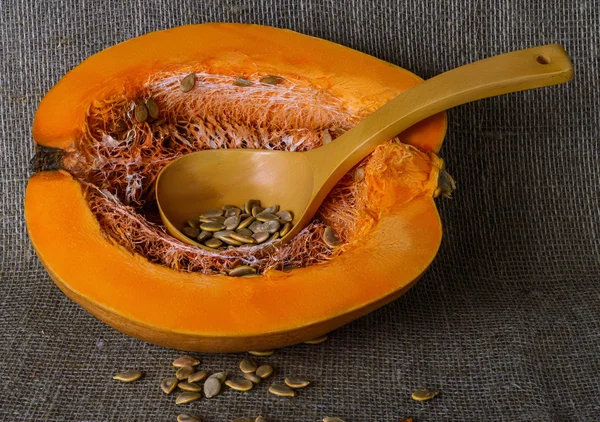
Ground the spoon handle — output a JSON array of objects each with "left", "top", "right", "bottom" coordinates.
[{"left": 307, "top": 44, "right": 573, "bottom": 187}]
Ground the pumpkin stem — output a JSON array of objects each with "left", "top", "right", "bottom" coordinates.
[
  {"left": 436, "top": 168, "right": 456, "bottom": 199},
  {"left": 30, "top": 145, "right": 65, "bottom": 173}
]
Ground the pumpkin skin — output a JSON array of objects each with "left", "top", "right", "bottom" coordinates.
[{"left": 25, "top": 23, "right": 447, "bottom": 352}]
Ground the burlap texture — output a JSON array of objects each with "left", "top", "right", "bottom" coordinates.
[{"left": 1, "top": 1, "right": 599, "bottom": 421}]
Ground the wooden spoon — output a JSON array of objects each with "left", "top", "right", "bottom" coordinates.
[{"left": 156, "top": 45, "right": 572, "bottom": 247}]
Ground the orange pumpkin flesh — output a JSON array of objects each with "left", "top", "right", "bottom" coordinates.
[{"left": 26, "top": 23, "right": 447, "bottom": 352}]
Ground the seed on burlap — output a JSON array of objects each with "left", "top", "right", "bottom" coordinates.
[
  {"left": 177, "top": 414, "right": 201, "bottom": 422},
  {"left": 239, "top": 358, "right": 257, "bottom": 373},
  {"left": 247, "top": 350, "right": 274, "bottom": 357},
  {"left": 176, "top": 392, "right": 201, "bottom": 404},
  {"left": 225, "top": 379, "right": 254, "bottom": 391},
  {"left": 178, "top": 382, "right": 202, "bottom": 392},
  {"left": 188, "top": 370, "right": 208, "bottom": 383},
  {"left": 207, "top": 371, "right": 228, "bottom": 382},
  {"left": 304, "top": 335, "right": 328, "bottom": 344},
  {"left": 284, "top": 377, "right": 310, "bottom": 389},
  {"left": 243, "top": 373, "right": 262, "bottom": 384},
  {"left": 268, "top": 384, "right": 295, "bottom": 397},
  {"left": 112, "top": 369, "right": 143, "bottom": 382},
  {"left": 255, "top": 417, "right": 267, "bottom": 422},
  {"left": 323, "top": 418, "right": 346, "bottom": 422},
  {"left": 176, "top": 365, "right": 195, "bottom": 380},
  {"left": 172, "top": 356, "right": 200, "bottom": 367},
  {"left": 411, "top": 388, "right": 438, "bottom": 401},
  {"left": 204, "top": 377, "right": 222, "bottom": 398},
  {"left": 255, "top": 365, "right": 273, "bottom": 379},
  {"left": 161, "top": 376, "right": 178, "bottom": 394}
]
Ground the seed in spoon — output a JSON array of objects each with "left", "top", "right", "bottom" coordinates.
[
  {"left": 279, "top": 222, "right": 291, "bottom": 237},
  {"left": 200, "top": 222, "right": 226, "bottom": 232},
  {"left": 255, "top": 212, "right": 279, "bottom": 222},
  {"left": 263, "top": 205, "right": 280, "bottom": 213},
  {"left": 187, "top": 217, "right": 201, "bottom": 228},
  {"left": 304, "top": 335, "right": 328, "bottom": 344},
  {"left": 201, "top": 209, "right": 224, "bottom": 218},
  {"left": 176, "top": 366, "right": 195, "bottom": 380},
  {"left": 268, "top": 384, "right": 295, "bottom": 397},
  {"left": 239, "top": 358, "right": 257, "bottom": 373},
  {"left": 411, "top": 388, "right": 438, "bottom": 401},
  {"left": 182, "top": 227, "right": 200, "bottom": 238},
  {"left": 225, "top": 379, "right": 254, "bottom": 391},
  {"left": 181, "top": 72, "right": 196, "bottom": 92},
  {"left": 112, "top": 369, "right": 143, "bottom": 382},
  {"left": 177, "top": 414, "right": 201, "bottom": 422},
  {"left": 255, "top": 365, "right": 273, "bottom": 379},
  {"left": 196, "top": 230, "right": 212, "bottom": 243},
  {"left": 252, "top": 232, "right": 270, "bottom": 244},
  {"left": 161, "top": 376, "right": 179, "bottom": 394},
  {"left": 176, "top": 391, "right": 201, "bottom": 404},
  {"left": 204, "top": 238, "right": 223, "bottom": 248},
  {"left": 178, "top": 381, "right": 202, "bottom": 392},
  {"left": 203, "top": 377, "right": 222, "bottom": 398},
  {"left": 224, "top": 216, "right": 241, "bottom": 230},
  {"left": 172, "top": 356, "right": 200, "bottom": 367},
  {"left": 221, "top": 236, "right": 243, "bottom": 246},
  {"left": 244, "top": 199, "right": 260, "bottom": 214},
  {"left": 285, "top": 377, "right": 310, "bottom": 389},
  {"left": 188, "top": 370, "right": 208, "bottom": 383},
  {"left": 230, "top": 232, "right": 256, "bottom": 244},
  {"left": 238, "top": 215, "right": 255, "bottom": 229},
  {"left": 276, "top": 210, "right": 293, "bottom": 222}
]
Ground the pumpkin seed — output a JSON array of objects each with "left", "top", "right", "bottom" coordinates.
[
  {"left": 181, "top": 73, "right": 196, "bottom": 92},
  {"left": 176, "top": 391, "right": 202, "bottom": 404},
  {"left": 173, "top": 356, "right": 201, "bottom": 367},
  {"left": 204, "top": 237, "right": 223, "bottom": 248},
  {"left": 264, "top": 205, "right": 280, "bottom": 213},
  {"left": 224, "top": 207, "right": 241, "bottom": 217},
  {"left": 411, "top": 388, "right": 438, "bottom": 401},
  {"left": 200, "top": 222, "right": 226, "bottom": 232},
  {"left": 239, "top": 358, "right": 257, "bottom": 373},
  {"left": 304, "top": 335, "right": 328, "bottom": 344},
  {"left": 248, "top": 350, "right": 274, "bottom": 356},
  {"left": 187, "top": 217, "right": 201, "bottom": 228},
  {"left": 161, "top": 376, "right": 179, "bottom": 394},
  {"left": 113, "top": 369, "right": 143, "bottom": 382},
  {"left": 230, "top": 232, "right": 256, "bottom": 244},
  {"left": 225, "top": 379, "right": 254, "bottom": 391},
  {"left": 221, "top": 236, "right": 243, "bottom": 246},
  {"left": 353, "top": 167, "right": 365, "bottom": 182},
  {"left": 177, "top": 414, "right": 201, "bottom": 422},
  {"left": 207, "top": 371, "right": 228, "bottom": 383},
  {"left": 285, "top": 377, "right": 310, "bottom": 389},
  {"left": 255, "top": 365, "right": 273, "bottom": 379},
  {"left": 229, "top": 265, "right": 257, "bottom": 277},
  {"left": 236, "top": 227, "right": 253, "bottom": 237},
  {"left": 178, "top": 381, "right": 202, "bottom": 392},
  {"left": 260, "top": 75, "right": 284, "bottom": 85},
  {"left": 199, "top": 215, "right": 226, "bottom": 224},
  {"left": 134, "top": 102, "right": 148, "bottom": 122},
  {"left": 255, "top": 417, "right": 267, "bottom": 422},
  {"left": 146, "top": 98, "right": 159, "bottom": 118},
  {"left": 203, "top": 377, "right": 222, "bottom": 398},
  {"left": 322, "top": 227, "right": 341, "bottom": 248},
  {"left": 196, "top": 230, "right": 212, "bottom": 243},
  {"left": 268, "top": 384, "right": 295, "bottom": 397},
  {"left": 188, "top": 370, "right": 209, "bottom": 383},
  {"left": 176, "top": 366, "right": 195, "bottom": 380},
  {"left": 248, "top": 221, "right": 263, "bottom": 234},
  {"left": 322, "top": 129, "right": 332, "bottom": 145},
  {"left": 276, "top": 210, "right": 293, "bottom": 222},
  {"left": 234, "top": 77, "right": 253, "bottom": 87},
  {"left": 252, "top": 232, "right": 270, "bottom": 244},
  {"left": 279, "top": 222, "right": 291, "bottom": 237},
  {"left": 251, "top": 206, "right": 264, "bottom": 217},
  {"left": 323, "top": 418, "right": 346, "bottom": 422},
  {"left": 260, "top": 221, "right": 280, "bottom": 234},
  {"left": 182, "top": 227, "right": 200, "bottom": 238},
  {"left": 255, "top": 212, "right": 279, "bottom": 222},
  {"left": 201, "top": 209, "right": 224, "bottom": 218},
  {"left": 213, "top": 230, "right": 235, "bottom": 239},
  {"left": 243, "top": 372, "right": 262, "bottom": 384},
  {"left": 222, "top": 204, "right": 238, "bottom": 210},
  {"left": 244, "top": 199, "right": 260, "bottom": 214},
  {"left": 224, "top": 216, "right": 241, "bottom": 230},
  {"left": 238, "top": 216, "right": 255, "bottom": 229}
]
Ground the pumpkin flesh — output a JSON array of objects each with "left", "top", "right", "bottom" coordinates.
[{"left": 26, "top": 23, "right": 447, "bottom": 351}]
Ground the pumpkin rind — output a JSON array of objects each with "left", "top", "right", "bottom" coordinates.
[{"left": 27, "top": 24, "right": 447, "bottom": 352}]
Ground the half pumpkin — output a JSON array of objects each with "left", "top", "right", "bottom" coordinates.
[{"left": 25, "top": 23, "right": 448, "bottom": 352}]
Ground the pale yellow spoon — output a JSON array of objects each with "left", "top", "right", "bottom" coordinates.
[{"left": 156, "top": 45, "right": 572, "bottom": 248}]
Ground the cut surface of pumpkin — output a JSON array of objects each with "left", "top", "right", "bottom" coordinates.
[{"left": 26, "top": 23, "right": 447, "bottom": 351}]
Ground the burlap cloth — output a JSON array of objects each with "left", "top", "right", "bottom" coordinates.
[{"left": 1, "top": 1, "right": 598, "bottom": 421}]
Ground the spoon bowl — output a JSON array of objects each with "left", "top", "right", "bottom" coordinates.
[{"left": 157, "top": 44, "right": 573, "bottom": 247}]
